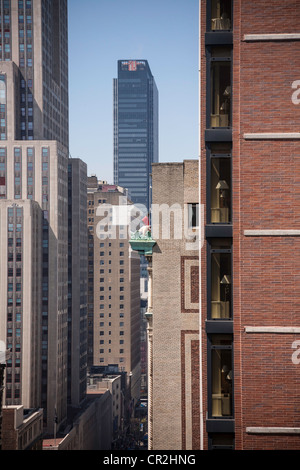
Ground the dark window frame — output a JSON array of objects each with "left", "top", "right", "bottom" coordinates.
[
  {"left": 207, "top": 333, "right": 234, "bottom": 420},
  {"left": 206, "top": 144, "right": 232, "bottom": 225},
  {"left": 206, "top": 46, "right": 232, "bottom": 130},
  {"left": 207, "top": 238, "right": 232, "bottom": 321},
  {"left": 206, "top": 0, "right": 233, "bottom": 32}
]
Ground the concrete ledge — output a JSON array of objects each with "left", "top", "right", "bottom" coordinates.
[
  {"left": 245, "top": 326, "right": 300, "bottom": 334},
  {"left": 246, "top": 427, "right": 300, "bottom": 434},
  {"left": 244, "top": 33, "right": 300, "bottom": 42},
  {"left": 244, "top": 133, "right": 300, "bottom": 140},
  {"left": 244, "top": 230, "right": 300, "bottom": 236}
]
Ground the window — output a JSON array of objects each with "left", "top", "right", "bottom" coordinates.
[
  {"left": 208, "top": 238, "right": 232, "bottom": 319},
  {"left": 208, "top": 334, "right": 233, "bottom": 418},
  {"left": 208, "top": 143, "right": 231, "bottom": 224},
  {"left": 209, "top": 47, "right": 232, "bottom": 128},
  {"left": 209, "top": 0, "right": 232, "bottom": 31},
  {"left": 188, "top": 203, "right": 199, "bottom": 228}
]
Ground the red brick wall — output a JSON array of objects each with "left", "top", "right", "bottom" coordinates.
[
  {"left": 241, "top": 0, "right": 300, "bottom": 35},
  {"left": 232, "top": 0, "right": 300, "bottom": 450},
  {"left": 2, "top": 409, "right": 17, "bottom": 450},
  {"left": 239, "top": 141, "right": 300, "bottom": 228},
  {"left": 239, "top": 42, "right": 300, "bottom": 133}
]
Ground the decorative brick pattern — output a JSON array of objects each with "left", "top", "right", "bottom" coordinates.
[
  {"left": 181, "top": 331, "right": 200, "bottom": 450},
  {"left": 152, "top": 160, "right": 200, "bottom": 450},
  {"left": 181, "top": 256, "right": 199, "bottom": 313}
]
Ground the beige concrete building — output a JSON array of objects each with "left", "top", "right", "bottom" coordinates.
[
  {"left": 0, "top": 0, "right": 71, "bottom": 435},
  {"left": 0, "top": 140, "right": 69, "bottom": 432},
  {"left": 87, "top": 178, "right": 141, "bottom": 405},
  {"left": 151, "top": 160, "right": 200, "bottom": 450}
]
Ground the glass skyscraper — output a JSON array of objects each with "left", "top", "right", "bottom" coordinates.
[{"left": 113, "top": 60, "right": 159, "bottom": 212}]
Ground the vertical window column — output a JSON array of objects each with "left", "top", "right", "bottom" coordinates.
[
  {"left": 207, "top": 143, "right": 232, "bottom": 224},
  {"left": 0, "top": 147, "right": 6, "bottom": 198},
  {"left": 18, "top": 0, "right": 34, "bottom": 140},
  {"left": 208, "top": 334, "right": 233, "bottom": 418},
  {"left": 27, "top": 147, "right": 34, "bottom": 199},
  {"left": 208, "top": 238, "right": 232, "bottom": 320},
  {"left": 3, "top": 0, "right": 11, "bottom": 61},
  {"left": 42, "top": 147, "right": 49, "bottom": 210},
  {"left": 6, "top": 205, "right": 23, "bottom": 405},
  {"left": 208, "top": 47, "right": 232, "bottom": 129},
  {"left": 0, "top": 75, "right": 6, "bottom": 140},
  {"left": 14, "top": 148, "right": 22, "bottom": 199},
  {"left": 41, "top": 146, "right": 49, "bottom": 418}
]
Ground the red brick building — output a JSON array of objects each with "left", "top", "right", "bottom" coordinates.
[{"left": 200, "top": 0, "right": 300, "bottom": 449}]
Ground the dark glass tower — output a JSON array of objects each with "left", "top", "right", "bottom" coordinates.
[{"left": 113, "top": 60, "right": 158, "bottom": 212}]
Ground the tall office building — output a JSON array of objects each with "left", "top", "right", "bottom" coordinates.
[
  {"left": 113, "top": 60, "right": 159, "bottom": 212},
  {"left": 0, "top": 0, "right": 70, "bottom": 434},
  {"left": 87, "top": 177, "right": 141, "bottom": 404}
]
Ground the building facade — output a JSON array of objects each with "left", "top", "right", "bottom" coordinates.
[
  {"left": 151, "top": 160, "right": 199, "bottom": 450},
  {"left": 0, "top": 0, "right": 71, "bottom": 434},
  {"left": 113, "top": 60, "right": 159, "bottom": 212},
  {"left": 87, "top": 178, "right": 141, "bottom": 404},
  {"left": 147, "top": 1, "right": 300, "bottom": 451},
  {"left": 67, "top": 158, "right": 88, "bottom": 407},
  {"left": 200, "top": 0, "right": 300, "bottom": 450},
  {"left": 1, "top": 405, "right": 43, "bottom": 450}
]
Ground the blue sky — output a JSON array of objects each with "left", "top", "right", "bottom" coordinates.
[{"left": 68, "top": 0, "right": 199, "bottom": 182}]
